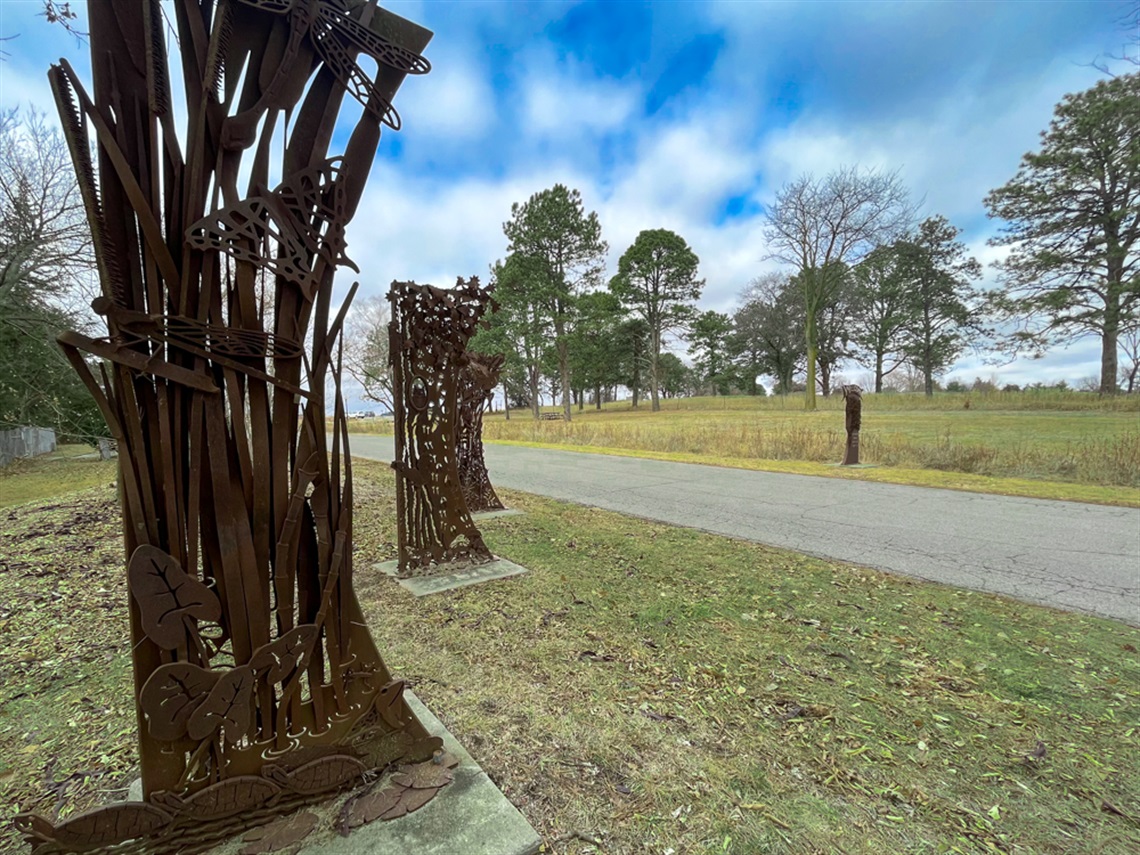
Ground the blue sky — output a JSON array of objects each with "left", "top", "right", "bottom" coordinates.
[{"left": 1, "top": 0, "right": 1136, "bottom": 393}]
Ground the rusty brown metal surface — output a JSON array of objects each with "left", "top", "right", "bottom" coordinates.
[
  {"left": 458, "top": 352, "right": 507, "bottom": 513},
  {"left": 17, "top": 2, "right": 439, "bottom": 852},
  {"left": 842, "top": 384, "right": 862, "bottom": 465},
  {"left": 388, "top": 278, "right": 497, "bottom": 576}
]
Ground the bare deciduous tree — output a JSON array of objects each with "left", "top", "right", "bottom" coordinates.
[
  {"left": 344, "top": 294, "right": 393, "bottom": 413},
  {"left": 1120, "top": 325, "right": 1140, "bottom": 393},
  {"left": 0, "top": 108, "right": 103, "bottom": 438},
  {"left": 763, "top": 166, "right": 914, "bottom": 409}
]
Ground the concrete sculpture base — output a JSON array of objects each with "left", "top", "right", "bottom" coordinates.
[
  {"left": 373, "top": 557, "right": 531, "bottom": 596},
  {"left": 130, "top": 693, "right": 541, "bottom": 855}
]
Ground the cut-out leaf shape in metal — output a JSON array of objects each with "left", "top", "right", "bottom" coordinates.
[
  {"left": 379, "top": 785, "right": 438, "bottom": 821},
  {"left": 344, "top": 785, "right": 403, "bottom": 829},
  {"left": 187, "top": 665, "right": 257, "bottom": 744},
  {"left": 240, "top": 810, "right": 319, "bottom": 855},
  {"left": 152, "top": 776, "right": 282, "bottom": 820},
  {"left": 392, "top": 761, "right": 453, "bottom": 789},
  {"left": 14, "top": 803, "right": 171, "bottom": 850},
  {"left": 140, "top": 662, "right": 222, "bottom": 742},
  {"left": 264, "top": 754, "right": 367, "bottom": 794},
  {"left": 250, "top": 624, "right": 319, "bottom": 684},
  {"left": 128, "top": 545, "right": 222, "bottom": 650}
]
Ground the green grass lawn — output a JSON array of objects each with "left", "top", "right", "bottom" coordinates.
[
  {"left": 1, "top": 457, "right": 1137, "bottom": 854},
  {"left": 0, "top": 445, "right": 116, "bottom": 509},
  {"left": 350, "top": 390, "right": 1140, "bottom": 504}
]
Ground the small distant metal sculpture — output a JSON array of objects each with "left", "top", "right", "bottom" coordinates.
[
  {"left": 841, "top": 384, "right": 862, "bottom": 465},
  {"left": 18, "top": 2, "right": 443, "bottom": 852},
  {"left": 458, "top": 353, "right": 507, "bottom": 513},
  {"left": 389, "top": 278, "right": 496, "bottom": 576}
]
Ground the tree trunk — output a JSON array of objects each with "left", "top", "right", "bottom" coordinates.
[
  {"left": 554, "top": 320, "right": 572, "bottom": 421},
  {"left": 1101, "top": 281, "right": 1120, "bottom": 395},
  {"left": 804, "top": 308, "right": 818, "bottom": 411},
  {"left": 875, "top": 352, "right": 884, "bottom": 394},
  {"left": 922, "top": 300, "right": 935, "bottom": 397},
  {"left": 503, "top": 379, "right": 510, "bottom": 420},
  {"left": 819, "top": 361, "right": 831, "bottom": 398},
  {"left": 650, "top": 331, "right": 661, "bottom": 412},
  {"left": 529, "top": 363, "right": 540, "bottom": 420},
  {"left": 595, "top": 385, "right": 602, "bottom": 409}
]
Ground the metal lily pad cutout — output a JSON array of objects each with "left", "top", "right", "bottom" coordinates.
[
  {"left": 187, "top": 666, "right": 257, "bottom": 744},
  {"left": 140, "top": 663, "right": 223, "bottom": 742},
  {"left": 250, "top": 624, "right": 319, "bottom": 684},
  {"left": 128, "top": 545, "right": 221, "bottom": 651}
]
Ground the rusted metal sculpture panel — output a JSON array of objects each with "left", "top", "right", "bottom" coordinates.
[
  {"left": 17, "top": 2, "right": 440, "bottom": 852},
  {"left": 842, "top": 384, "right": 862, "bottom": 465},
  {"left": 458, "top": 352, "right": 507, "bottom": 513},
  {"left": 389, "top": 278, "right": 496, "bottom": 576}
]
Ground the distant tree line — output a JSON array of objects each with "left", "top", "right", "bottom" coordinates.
[
  {"left": 458, "top": 72, "right": 1135, "bottom": 412},
  {"left": 460, "top": 72, "right": 1138, "bottom": 416},
  {"left": 2, "top": 64, "right": 1136, "bottom": 437}
]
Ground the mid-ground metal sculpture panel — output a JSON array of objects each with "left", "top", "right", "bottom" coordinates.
[
  {"left": 17, "top": 2, "right": 442, "bottom": 851},
  {"left": 458, "top": 352, "right": 507, "bottom": 513},
  {"left": 389, "top": 278, "right": 496, "bottom": 576},
  {"left": 842, "top": 384, "right": 862, "bottom": 465}
]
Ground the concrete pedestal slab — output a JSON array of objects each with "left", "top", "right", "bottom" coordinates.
[
  {"left": 131, "top": 693, "right": 541, "bottom": 855},
  {"left": 471, "top": 508, "right": 524, "bottom": 520},
  {"left": 296, "top": 692, "right": 540, "bottom": 855},
  {"left": 372, "top": 557, "right": 531, "bottom": 596}
]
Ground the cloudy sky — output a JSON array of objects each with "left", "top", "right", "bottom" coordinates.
[{"left": 1, "top": 0, "right": 1135, "bottom": 392}]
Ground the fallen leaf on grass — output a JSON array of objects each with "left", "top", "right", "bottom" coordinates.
[
  {"left": 578, "top": 650, "right": 616, "bottom": 662},
  {"left": 1100, "top": 799, "right": 1136, "bottom": 821},
  {"left": 1023, "top": 740, "right": 1047, "bottom": 764},
  {"left": 640, "top": 708, "right": 682, "bottom": 723}
]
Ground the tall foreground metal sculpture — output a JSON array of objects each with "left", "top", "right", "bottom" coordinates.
[
  {"left": 458, "top": 352, "right": 507, "bottom": 513},
  {"left": 18, "top": 1, "right": 441, "bottom": 851},
  {"left": 389, "top": 278, "right": 496, "bottom": 576}
]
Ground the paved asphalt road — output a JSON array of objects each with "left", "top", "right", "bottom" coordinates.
[{"left": 349, "top": 435, "right": 1140, "bottom": 625}]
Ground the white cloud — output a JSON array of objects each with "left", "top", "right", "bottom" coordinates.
[
  {"left": 400, "top": 56, "right": 496, "bottom": 139},
  {"left": 757, "top": 57, "right": 1106, "bottom": 231},
  {"left": 522, "top": 75, "right": 637, "bottom": 135},
  {"left": 342, "top": 158, "right": 597, "bottom": 303}
]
